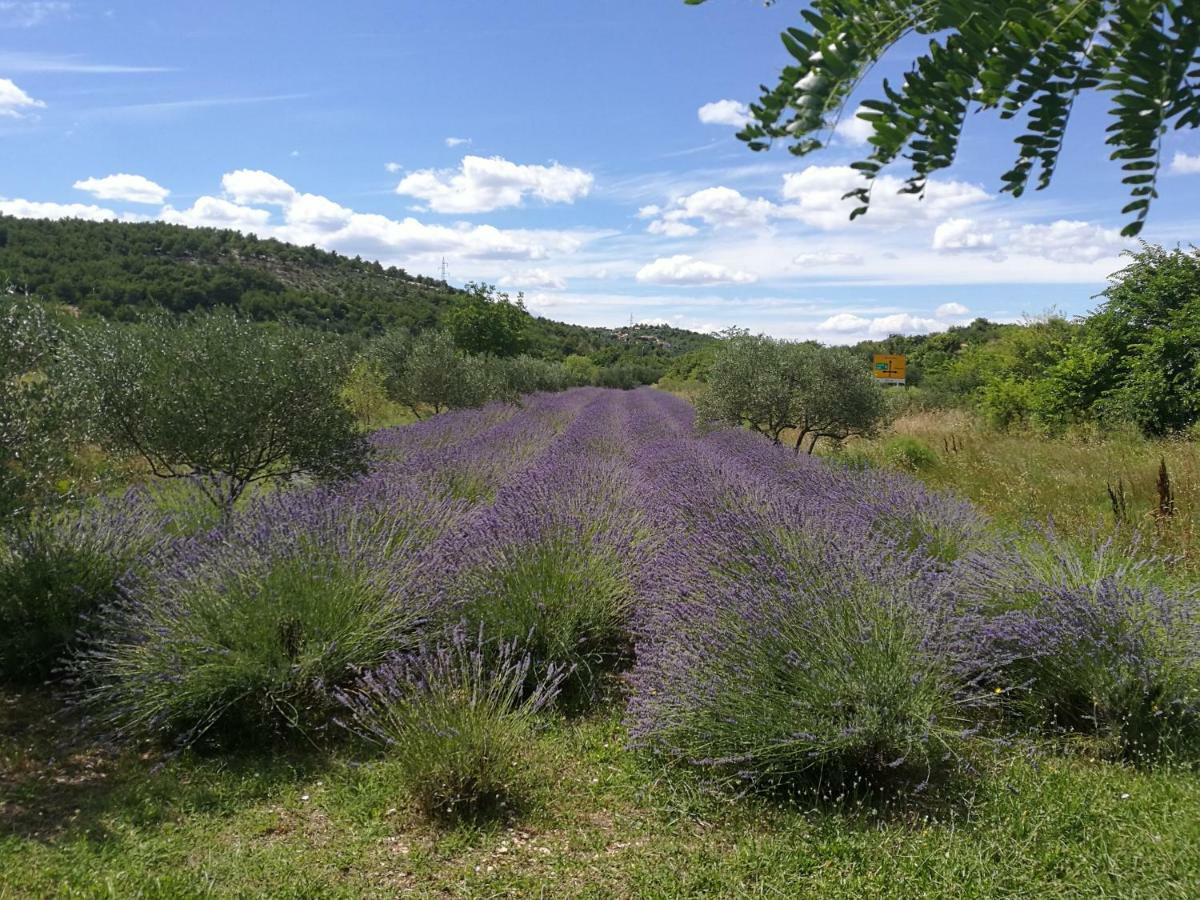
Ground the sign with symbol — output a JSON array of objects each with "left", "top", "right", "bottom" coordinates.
[{"left": 872, "top": 354, "right": 906, "bottom": 385}]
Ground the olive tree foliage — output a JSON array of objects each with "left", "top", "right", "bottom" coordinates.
[
  {"left": 694, "top": 329, "right": 804, "bottom": 444},
  {"left": 495, "top": 355, "right": 572, "bottom": 395},
  {"left": 688, "top": 0, "right": 1200, "bottom": 236},
  {"left": 695, "top": 329, "right": 888, "bottom": 453},
  {"left": 371, "top": 329, "right": 505, "bottom": 418},
  {"left": 71, "top": 310, "right": 368, "bottom": 518},
  {"left": 796, "top": 346, "right": 891, "bottom": 453},
  {"left": 0, "top": 298, "right": 76, "bottom": 519}
]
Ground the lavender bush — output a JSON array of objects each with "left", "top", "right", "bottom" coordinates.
[
  {"left": 0, "top": 490, "right": 169, "bottom": 682},
  {"left": 949, "top": 537, "right": 1200, "bottom": 762},
  {"left": 335, "top": 627, "right": 565, "bottom": 823},
  {"left": 443, "top": 401, "right": 651, "bottom": 708},
  {"left": 74, "top": 478, "right": 467, "bottom": 748},
  {"left": 627, "top": 495, "right": 980, "bottom": 791}
]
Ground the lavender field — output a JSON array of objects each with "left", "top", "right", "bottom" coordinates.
[
  {"left": 6, "top": 386, "right": 1200, "bottom": 895},
  {"left": 72, "top": 387, "right": 1200, "bottom": 772}
]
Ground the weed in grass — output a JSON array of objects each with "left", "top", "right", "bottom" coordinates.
[{"left": 883, "top": 435, "right": 940, "bottom": 472}]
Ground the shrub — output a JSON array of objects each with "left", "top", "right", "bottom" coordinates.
[
  {"left": 340, "top": 356, "right": 391, "bottom": 428},
  {"left": 976, "top": 377, "right": 1037, "bottom": 431},
  {"left": 562, "top": 354, "right": 599, "bottom": 386},
  {"left": 74, "top": 481, "right": 464, "bottom": 748},
  {"left": 376, "top": 329, "right": 508, "bottom": 417},
  {"left": 0, "top": 298, "right": 77, "bottom": 520},
  {"left": 629, "top": 530, "right": 977, "bottom": 794},
  {"left": 334, "top": 628, "right": 564, "bottom": 824},
  {"left": 497, "top": 355, "right": 571, "bottom": 396},
  {"left": 828, "top": 447, "right": 875, "bottom": 471},
  {"left": 453, "top": 534, "right": 634, "bottom": 710},
  {"left": 950, "top": 539, "right": 1200, "bottom": 762},
  {"left": 882, "top": 436, "right": 939, "bottom": 472},
  {"left": 0, "top": 491, "right": 166, "bottom": 682}
]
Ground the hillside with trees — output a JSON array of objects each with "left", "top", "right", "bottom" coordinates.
[{"left": 0, "top": 216, "right": 714, "bottom": 368}]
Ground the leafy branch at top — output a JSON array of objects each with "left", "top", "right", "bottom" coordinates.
[{"left": 687, "top": 0, "right": 1200, "bottom": 236}]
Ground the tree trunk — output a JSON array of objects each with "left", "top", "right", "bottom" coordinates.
[
  {"left": 807, "top": 433, "right": 820, "bottom": 455},
  {"left": 793, "top": 429, "right": 809, "bottom": 455}
]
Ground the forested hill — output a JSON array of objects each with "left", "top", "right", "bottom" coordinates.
[{"left": 0, "top": 216, "right": 713, "bottom": 359}]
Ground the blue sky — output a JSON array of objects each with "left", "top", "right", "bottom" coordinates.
[{"left": 2, "top": 0, "right": 1199, "bottom": 341}]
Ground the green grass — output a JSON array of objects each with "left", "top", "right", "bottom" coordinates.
[{"left": 4, "top": 689, "right": 1200, "bottom": 898}]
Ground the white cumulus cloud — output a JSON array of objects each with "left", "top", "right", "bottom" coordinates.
[
  {"left": 936, "top": 302, "right": 970, "bottom": 317},
  {"left": 499, "top": 268, "right": 567, "bottom": 291},
  {"left": 384, "top": 161, "right": 402, "bottom": 173},
  {"left": 816, "top": 309, "right": 957, "bottom": 340},
  {"left": 834, "top": 106, "right": 873, "bottom": 145},
  {"left": 160, "top": 197, "right": 273, "bottom": 232},
  {"left": 0, "top": 77, "right": 44, "bottom": 117},
  {"left": 815, "top": 312, "right": 870, "bottom": 333},
  {"left": 1169, "top": 152, "right": 1200, "bottom": 175},
  {"left": 221, "top": 169, "right": 297, "bottom": 206},
  {"left": 73, "top": 173, "right": 169, "bottom": 205},
  {"left": 395, "top": 155, "right": 594, "bottom": 214},
  {"left": 1008, "top": 220, "right": 1125, "bottom": 264},
  {"left": 636, "top": 254, "right": 756, "bottom": 286},
  {"left": 780, "top": 165, "right": 990, "bottom": 230},
  {"left": 643, "top": 186, "right": 775, "bottom": 234},
  {"left": 444, "top": 136, "right": 471, "bottom": 148},
  {"left": 932, "top": 217, "right": 996, "bottom": 252},
  {"left": 867, "top": 313, "right": 947, "bottom": 336},
  {"left": 697, "top": 99, "right": 750, "bottom": 127},
  {"left": 793, "top": 251, "right": 863, "bottom": 267},
  {"left": 0, "top": 197, "right": 118, "bottom": 221}
]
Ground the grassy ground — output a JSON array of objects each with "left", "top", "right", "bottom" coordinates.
[
  {"left": 819, "top": 409, "right": 1200, "bottom": 575},
  {"left": 4, "top": 689, "right": 1200, "bottom": 898}
]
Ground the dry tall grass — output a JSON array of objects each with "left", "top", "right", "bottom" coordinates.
[{"left": 828, "top": 411, "right": 1200, "bottom": 574}]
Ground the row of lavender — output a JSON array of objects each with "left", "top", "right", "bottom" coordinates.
[
  {"left": 17, "top": 387, "right": 1200, "bottom": 791},
  {"left": 623, "top": 391, "right": 1200, "bottom": 783}
]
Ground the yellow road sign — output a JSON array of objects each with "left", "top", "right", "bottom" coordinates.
[{"left": 872, "top": 354, "right": 906, "bottom": 385}]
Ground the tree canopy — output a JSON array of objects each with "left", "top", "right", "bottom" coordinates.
[
  {"left": 445, "top": 283, "right": 530, "bottom": 357},
  {"left": 695, "top": 330, "right": 888, "bottom": 452},
  {"left": 689, "top": 0, "right": 1200, "bottom": 235},
  {"left": 0, "top": 299, "right": 76, "bottom": 519},
  {"left": 71, "top": 310, "right": 368, "bottom": 517}
]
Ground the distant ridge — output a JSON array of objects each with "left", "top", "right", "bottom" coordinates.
[{"left": 0, "top": 215, "right": 714, "bottom": 359}]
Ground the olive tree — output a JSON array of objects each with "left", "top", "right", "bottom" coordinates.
[
  {"left": 0, "top": 299, "right": 75, "bottom": 520},
  {"left": 696, "top": 330, "right": 888, "bottom": 452},
  {"left": 72, "top": 310, "right": 368, "bottom": 519},
  {"left": 694, "top": 329, "right": 808, "bottom": 444},
  {"left": 793, "top": 347, "right": 890, "bottom": 454},
  {"left": 373, "top": 329, "right": 505, "bottom": 418},
  {"left": 688, "top": 0, "right": 1200, "bottom": 236}
]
